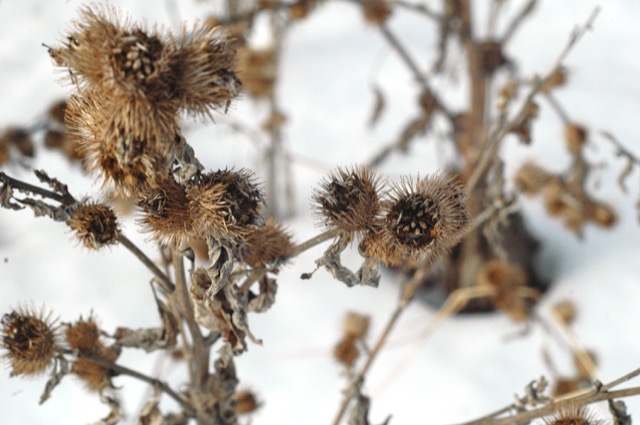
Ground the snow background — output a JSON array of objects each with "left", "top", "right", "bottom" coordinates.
[{"left": 1, "top": 0, "right": 639, "bottom": 424}]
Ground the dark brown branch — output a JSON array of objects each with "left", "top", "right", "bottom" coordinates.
[{"left": 0, "top": 171, "right": 75, "bottom": 204}]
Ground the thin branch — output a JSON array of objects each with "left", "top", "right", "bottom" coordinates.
[
  {"left": 286, "top": 228, "right": 340, "bottom": 259},
  {"left": 501, "top": 0, "right": 537, "bottom": 45},
  {"left": 0, "top": 171, "right": 75, "bottom": 204},
  {"left": 72, "top": 350, "right": 195, "bottom": 416},
  {"left": 117, "top": 236, "right": 175, "bottom": 294}
]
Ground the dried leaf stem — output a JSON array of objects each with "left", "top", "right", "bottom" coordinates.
[{"left": 117, "top": 235, "right": 175, "bottom": 293}]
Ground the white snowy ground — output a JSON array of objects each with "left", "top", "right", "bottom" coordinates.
[{"left": 1, "top": 1, "right": 639, "bottom": 424}]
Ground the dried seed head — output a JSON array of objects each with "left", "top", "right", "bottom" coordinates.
[
  {"left": 477, "top": 259, "right": 529, "bottom": 322},
  {"left": 358, "top": 226, "right": 403, "bottom": 267},
  {"left": 552, "top": 300, "right": 577, "bottom": 326},
  {"left": 479, "top": 40, "right": 507, "bottom": 75},
  {"left": 334, "top": 336, "right": 359, "bottom": 368},
  {"left": 49, "top": 6, "right": 173, "bottom": 100},
  {"left": 233, "top": 390, "right": 262, "bottom": 415},
  {"left": 67, "top": 202, "right": 121, "bottom": 249},
  {"left": 514, "top": 162, "right": 555, "bottom": 196},
  {"left": 237, "top": 47, "right": 276, "bottom": 99},
  {"left": 66, "top": 317, "right": 118, "bottom": 392},
  {"left": 47, "top": 99, "right": 68, "bottom": 124},
  {"left": 587, "top": 201, "right": 616, "bottom": 228},
  {"left": 0, "top": 127, "right": 35, "bottom": 158},
  {"left": 1, "top": 306, "right": 59, "bottom": 376},
  {"left": 542, "top": 405, "right": 604, "bottom": 425},
  {"left": 139, "top": 179, "right": 193, "bottom": 244},
  {"left": 343, "top": 311, "right": 370, "bottom": 340},
  {"left": 187, "top": 169, "right": 264, "bottom": 240},
  {"left": 380, "top": 174, "right": 469, "bottom": 262},
  {"left": 170, "top": 23, "right": 241, "bottom": 119},
  {"left": 313, "top": 166, "right": 383, "bottom": 237},
  {"left": 541, "top": 67, "right": 568, "bottom": 93},
  {"left": 362, "top": 0, "right": 393, "bottom": 25},
  {"left": 241, "top": 218, "right": 294, "bottom": 268},
  {"left": 564, "top": 123, "right": 588, "bottom": 155}
]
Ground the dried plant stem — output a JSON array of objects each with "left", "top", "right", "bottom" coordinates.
[
  {"left": 171, "top": 247, "right": 208, "bottom": 392},
  {"left": 72, "top": 351, "right": 194, "bottom": 416},
  {"left": 500, "top": 0, "right": 537, "bottom": 45},
  {"left": 548, "top": 308, "right": 598, "bottom": 380},
  {"left": 117, "top": 236, "right": 175, "bottom": 293},
  {"left": 287, "top": 228, "right": 341, "bottom": 259},
  {"left": 331, "top": 257, "right": 436, "bottom": 425},
  {"left": 0, "top": 171, "right": 74, "bottom": 204}
]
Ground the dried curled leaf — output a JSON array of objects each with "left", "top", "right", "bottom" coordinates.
[
  {"left": 39, "top": 355, "right": 69, "bottom": 405},
  {"left": 314, "top": 236, "right": 380, "bottom": 288},
  {"left": 247, "top": 276, "right": 277, "bottom": 313}
]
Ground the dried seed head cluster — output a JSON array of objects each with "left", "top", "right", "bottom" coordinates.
[
  {"left": 65, "top": 317, "right": 119, "bottom": 392},
  {"left": 313, "top": 169, "right": 469, "bottom": 267},
  {"left": 241, "top": 218, "right": 294, "bottom": 268},
  {"left": 67, "top": 202, "right": 121, "bottom": 249},
  {"left": 564, "top": 122, "right": 588, "bottom": 155},
  {"left": 514, "top": 162, "right": 616, "bottom": 233},
  {"left": 313, "top": 166, "right": 382, "bottom": 238},
  {"left": 0, "top": 127, "right": 35, "bottom": 165},
  {"left": 140, "top": 169, "right": 264, "bottom": 244},
  {"left": 232, "top": 389, "right": 262, "bottom": 415},
  {"left": 237, "top": 48, "right": 277, "bottom": 99},
  {"left": 49, "top": 5, "right": 241, "bottom": 193},
  {"left": 1, "top": 306, "right": 59, "bottom": 377}
]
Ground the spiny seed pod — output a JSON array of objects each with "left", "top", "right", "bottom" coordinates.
[
  {"left": 542, "top": 405, "right": 604, "bottom": 425},
  {"left": 380, "top": 174, "right": 469, "bottom": 262},
  {"left": 169, "top": 23, "right": 242, "bottom": 119},
  {"left": 241, "top": 218, "right": 294, "bottom": 268},
  {"left": 49, "top": 5, "right": 173, "bottom": 101},
  {"left": 361, "top": 0, "right": 393, "bottom": 25},
  {"left": 334, "top": 336, "right": 359, "bottom": 368},
  {"left": 358, "top": 226, "right": 403, "bottom": 267},
  {"left": 233, "top": 390, "right": 262, "bottom": 415},
  {"left": 1, "top": 306, "right": 59, "bottom": 376},
  {"left": 66, "top": 317, "right": 119, "bottom": 392},
  {"left": 67, "top": 202, "right": 120, "bottom": 249},
  {"left": 313, "top": 166, "right": 383, "bottom": 238},
  {"left": 237, "top": 47, "right": 277, "bottom": 99},
  {"left": 187, "top": 169, "right": 264, "bottom": 240},
  {"left": 565, "top": 123, "right": 588, "bottom": 155},
  {"left": 343, "top": 311, "right": 370, "bottom": 340},
  {"left": 139, "top": 179, "right": 193, "bottom": 245},
  {"left": 47, "top": 99, "right": 68, "bottom": 125}
]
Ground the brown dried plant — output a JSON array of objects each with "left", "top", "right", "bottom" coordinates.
[{"left": 1, "top": 2, "right": 639, "bottom": 425}]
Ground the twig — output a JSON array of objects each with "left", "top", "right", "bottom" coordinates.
[
  {"left": 117, "top": 236, "right": 175, "bottom": 294},
  {"left": 286, "top": 228, "right": 340, "bottom": 259},
  {"left": 501, "top": 0, "right": 537, "bottom": 45},
  {"left": 331, "top": 254, "right": 437, "bottom": 425},
  {"left": 395, "top": 0, "right": 442, "bottom": 21},
  {"left": 0, "top": 171, "right": 75, "bottom": 204},
  {"left": 72, "top": 350, "right": 195, "bottom": 416}
]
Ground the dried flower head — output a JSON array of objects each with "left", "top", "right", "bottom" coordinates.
[
  {"left": 241, "top": 218, "right": 294, "bottom": 268},
  {"left": 139, "top": 178, "right": 193, "bottom": 244},
  {"left": 67, "top": 202, "right": 121, "bottom": 249},
  {"left": 1, "top": 306, "right": 59, "bottom": 376},
  {"left": 565, "top": 123, "right": 588, "bottom": 155},
  {"left": 65, "top": 316, "right": 119, "bottom": 392},
  {"left": 380, "top": 174, "right": 469, "bottom": 262},
  {"left": 542, "top": 405, "right": 604, "bottom": 425},
  {"left": 334, "top": 336, "right": 359, "bottom": 368},
  {"left": 170, "top": 23, "right": 242, "bottom": 118},
  {"left": 237, "top": 47, "right": 276, "bottom": 99},
  {"left": 49, "top": 5, "right": 173, "bottom": 101},
  {"left": 313, "top": 166, "right": 383, "bottom": 238},
  {"left": 343, "top": 311, "right": 370, "bottom": 340},
  {"left": 361, "top": 0, "right": 393, "bottom": 25},
  {"left": 233, "top": 389, "right": 262, "bottom": 415},
  {"left": 187, "top": 169, "right": 264, "bottom": 240}
]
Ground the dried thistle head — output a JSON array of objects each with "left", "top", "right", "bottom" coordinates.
[
  {"left": 187, "top": 169, "right": 264, "bottom": 240},
  {"left": 49, "top": 5, "right": 173, "bottom": 101},
  {"left": 343, "top": 311, "right": 370, "bottom": 340},
  {"left": 313, "top": 166, "right": 383, "bottom": 238},
  {"left": 139, "top": 178, "right": 193, "bottom": 245},
  {"left": 380, "top": 174, "right": 469, "bottom": 262},
  {"left": 233, "top": 389, "right": 262, "bottom": 415},
  {"left": 361, "top": 0, "right": 393, "bottom": 25},
  {"left": 334, "top": 336, "right": 359, "bottom": 368},
  {"left": 1, "top": 306, "right": 59, "bottom": 377},
  {"left": 65, "top": 316, "right": 119, "bottom": 392},
  {"left": 542, "top": 405, "right": 604, "bottom": 425},
  {"left": 0, "top": 127, "right": 35, "bottom": 158},
  {"left": 169, "top": 23, "right": 241, "bottom": 119},
  {"left": 241, "top": 218, "right": 294, "bottom": 268},
  {"left": 67, "top": 202, "right": 121, "bottom": 249},
  {"left": 237, "top": 47, "right": 277, "bottom": 99}
]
